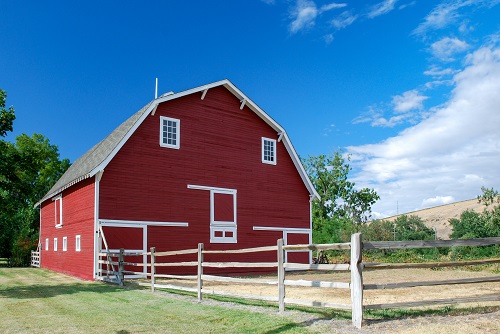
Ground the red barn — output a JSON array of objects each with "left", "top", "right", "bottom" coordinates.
[{"left": 35, "top": 80, "right": 319, "bottom": 280}]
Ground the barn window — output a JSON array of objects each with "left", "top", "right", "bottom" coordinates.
[
  {"left": 187, "top": 185, "right": 237, "bottom": 244},
  {"left": 54, "top": 238, "right": 58, "bottom": 251},
  {"left": 210, "top": 190, "right": 237, "bottom": 243},
  {"left": 160, "top": 116, "right": 180, "bottom": 149},
  {"left": 63, "top": 237, "right": 67, "bottom": 252},
  {"left": 262, "top": 137, "right": 276, "bottom": 165},
  {"left": 54, "top": 195, "right": 63, "bottom": 228},
  {"left": 75, "top": 235, "right": 81, "bottom": 252},
  {"left": 45, "top": 238, "right": 49, "bottom": 251}
]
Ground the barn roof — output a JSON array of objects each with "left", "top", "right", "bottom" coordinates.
[{"left": 36, "top": 79, "right": 319, "bottom": 206}]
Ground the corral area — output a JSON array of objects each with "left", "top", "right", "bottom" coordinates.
[
  {"left": 169, "top": 267, "right": 500, "bottom": 310},
  {"left": 2, "top": 268, "right": 499, "bottom": 333}
]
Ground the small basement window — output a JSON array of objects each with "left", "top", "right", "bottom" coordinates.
[
  {"left": 63, "top": 237, "right": 67, "bottom": 251},
  {"left": 45, "top": 238, "right": 49, "bottom": 251},
  {"left": 54, "top": 238, "right": 58, "bottom": 251},
  {"left": 160, "top": 116, "right": 180, "bottom": 149},
  {"left": 75, "top": 235, "right": 81, "bottom": 252},
  {"left": 262, "top": 137, "right": 276, "bottom": 165}
]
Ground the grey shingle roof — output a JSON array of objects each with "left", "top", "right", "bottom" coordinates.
[
  {"left": 36, "top": 101, "right": 154, "bottom": 205},
  {"left": 36, "top": 79, "right": 320, "bottom": 207}
]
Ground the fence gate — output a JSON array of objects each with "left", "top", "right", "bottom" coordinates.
[{"left": 97, "top": 223, "right": 147, "bottom": 281}]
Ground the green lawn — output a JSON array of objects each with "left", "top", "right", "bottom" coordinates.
[{"left": 0, "top": 268, "right": 311, "bottom": 334}]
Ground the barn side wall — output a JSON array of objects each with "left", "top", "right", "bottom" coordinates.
[
  {"left": 39, "top": 177, "right": 95, "bottom": 280},
  {"left": 99, "top": 86, "right": 311, "bottom": 270}
]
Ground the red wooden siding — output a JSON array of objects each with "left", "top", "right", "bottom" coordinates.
[
  {"left": 40, "top": 177, "right": 95, "bottom": 280},
  {"left": 98, "top": 86, "right": 310, "bottom": 271},
  {"left": 214, "top": 193, "right": 234, "bottom": 222},
  {"left": 101, "top": 226, "right": 143, "bottom": 250},
  {"left": 286, "top": 233, "right": 310, "bottom": 263}
]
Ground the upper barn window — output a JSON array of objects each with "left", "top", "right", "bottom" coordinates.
[
  {"left": 262, "top": 137, "right": 276, "bottom": 165},
  {"left": 160, "top": 116, "right": 180, "bottom": 149},
  {"left": 54, "top": 195, "right": 63, "bottom": 228}
]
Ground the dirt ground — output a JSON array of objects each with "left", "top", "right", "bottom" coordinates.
[{"left": 153, "top": 267, "right": 500, "bottom": 333}]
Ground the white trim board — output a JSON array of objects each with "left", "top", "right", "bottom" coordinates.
[
  {"left": 187, "top": 184, "right": 237, "bottom": 194},
  {"left": 99, "top": 219, "right": 189, "bottom": 227},
  {"left": 253, "top": 226, "right": 310, "bottom": 233}
]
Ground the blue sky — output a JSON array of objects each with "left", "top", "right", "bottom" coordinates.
[{"left": 1, "top": 0, "right": 499, "bottom": 218}]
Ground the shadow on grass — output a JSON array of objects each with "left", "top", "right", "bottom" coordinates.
[
  {"left": 364, "top": 305, "right": 500, "bottom": 326},
  {"left": 0, "top": 282, "right": 123, "bottom": 299}
]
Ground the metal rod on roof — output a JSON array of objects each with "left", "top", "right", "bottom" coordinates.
[{"left": 155, "top": 78, "right": 158, "bottom": 99}]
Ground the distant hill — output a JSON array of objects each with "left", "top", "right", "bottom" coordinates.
[{"left": 381, "top": 199, "right": 487, "bottom": 239}]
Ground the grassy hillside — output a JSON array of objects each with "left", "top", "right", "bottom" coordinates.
[{"left": 382, "top": 199, "right": 486, "bottom": 239}]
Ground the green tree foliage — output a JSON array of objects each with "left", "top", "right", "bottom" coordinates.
[
  {"left": 449, "top": 187, "right": 500, "bottom": 260},
  {"left": 0, "top": 89, "right": 70, "bottom": 265},
  {"left": 359, "top": 219, "right": 394, "bottom": 241},
  {"left": 392, "top": 215, "right": 435, "bottom": 241},
  {"left": 450, "top": 187, "right": 500, "bottom": 239},
  {"left": 302, "top": 151, "right": 379, "bottom": 243},
  {"left": 0, "top": 89, "right": 15, "bottom": 137}
]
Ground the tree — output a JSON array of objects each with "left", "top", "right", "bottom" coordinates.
[
  {"left": 0, "top": 89, "right": 70, "bottom": 264},
  {"left": 449, "top": 187, "right": 500, "bottom": 259},
  {"left": 0, "top": 89, "right": 15, "bottom": 137},
  {"left": 450, "top": 187, "right": 500, "bottom": 239},
  {"left": 302, "top": 151, "right": 379, "bottom": 243},
  {"left": 392, "top": 215, "right": 434, "bottom": 241}
]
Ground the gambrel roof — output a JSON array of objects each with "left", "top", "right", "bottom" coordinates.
[{"left": 36, "top": 79, "right": 319, "bottom": 206}]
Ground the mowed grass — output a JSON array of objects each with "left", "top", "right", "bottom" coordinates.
[{"left": 0, "top": 268, "right": 311, "bottom": 334}]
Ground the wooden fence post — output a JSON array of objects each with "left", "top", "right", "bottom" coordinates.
[
  {"left": 197, "top": 243, "right": 204, "bottom": 302},
  {"left": 150, "top": 247, "right": 156, "bottom": 293},
  {"left": 118, "top": 248, "right": 125, "bottom": 287},
  {"left": 277, "top": 238, "right": 285, "bottom": 312},
  {"left": 351, "top": 233, "right": 363, "bottom": 329}
]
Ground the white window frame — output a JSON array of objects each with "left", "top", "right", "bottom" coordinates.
[
  {"left": 45, "top": 238, "right": 49, "bottom": 251},
  {"left": 262, "top": 137, "right": 277, "bottom": 165},
  {"left": 210, "top": 189, "right": 237, "bottom": 244},
  {"left": 62, "top": 237, "right": 67, "bottom": 252},
  {"left": 75, "top": 235, "right": 81, "bottom": 252},
  {"left": 188, "top": 185, "right": 237, "bottom": 244},
  {"left": 159, "top": 116, "right": 180, "bottom": 149},
  {"left": 54, "top": 238, "right": 58, "bottom": 251},
  {"left": 54, "top": 195, "right": 63, "bottom": 228}
]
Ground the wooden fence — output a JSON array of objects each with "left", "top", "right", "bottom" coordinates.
[
  {"left": 98, "top": 235, "right": 500, "bottom": 329},
  {"left": 30, "top": 250, "right": 40, "bottom": 268}
]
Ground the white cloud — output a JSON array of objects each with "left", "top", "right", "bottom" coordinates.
[
  {"left": 413, "top": 0, "right": 500, "bottom": 36},
  {"left": 398, "top": 1, "right": 416, "bottom": 10},
  {"left": 367, "top": 0, "right": 399, "bottom": 18},
  {"left": 422, "top": 195, "right": 455, "bottom": 208},
  {"left": 288, "top": 1, "right": 347, "bottom": 34},
  {"left": 392, "top": 90, "right": 429, "bottom": 113},
  {"left": 331, "top": 10, "right": 357, "bottom": 30},
  {"left": 352, "top": 90, "right": 428, "bottom": 128},
  {"left": 323, "top": 33, "right": 334, "bottom": 44},
  {"left": 424, "top": 65, "right": 459, "bottom": 78},
  {"left": 320, "top": 3, "right": 347, "bottom": 12},
  {"left": 289, "top": 0, "right": 318, "bottom": 33},
  {"left": 348, "top": 43, "right": 500, "bottom": 216},
  {"left": 430, "top": 37, "right": 470, "bottom": 61}
]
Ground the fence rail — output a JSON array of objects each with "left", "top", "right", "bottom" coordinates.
[{"left": 97, "top": 235, "right": 500, "bottom": 329}]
